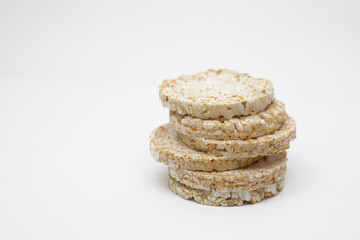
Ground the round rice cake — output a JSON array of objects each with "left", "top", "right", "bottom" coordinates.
[
  {"left": 179, "top": 115, "right": 296, "bottom": 159},
  {"left": 170, "top": 100, "right": 286, "bottom": 140},
  {"left": 159, "top": 69, "right": 274, "bottom": 119},
  {"left": 169, "top": 152, "right": 287, "bottom": 192},
  {"left": 169, "top": 175, "right": 285, "bottom": 207},
  {"left": 150, "top": 124, "right": 262, "bottom": 171}
]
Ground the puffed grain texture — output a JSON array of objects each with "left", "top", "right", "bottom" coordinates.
[
  {"left": 150, "top": 124, "right": 261, "bottom": 171},
  {"left": 170, "top": 100, "right": 286, "bottom": 140},
  {"left": 169, "top": 152, "right": 287, "bottom": 192},
  {"left": 169, "top": 175, "right": 285, "bottom": 207},
  {"left": 179, "top": 115, "right": 296, "bottom": 159},
  {"left": 159, "top": 69, "right": 274, "bottom": 119}
]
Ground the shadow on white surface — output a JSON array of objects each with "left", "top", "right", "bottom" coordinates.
[
  {"left": 154, "top": 166, "right": 169, "bottom": 191},
  {"left": 284, "top": 152, "right": 313, "bottom": 197}
]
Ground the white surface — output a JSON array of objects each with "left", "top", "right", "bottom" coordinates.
[{"left": 0, "top": 1, "right": 359, "bottom": 239}]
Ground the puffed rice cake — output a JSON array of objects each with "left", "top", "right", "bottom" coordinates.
[
  {"left": 159, "top": 69, "right": 274, "bottom": 119},
  {"left": 170, "top": 100, "right": 286, "bottom": 140},
  {"left": 150, "top": 124, "right": 262, "bottom": 171},
  {"left": 179, "top": 115, "right": 296, "bottom": 159},
  {"left": 169, "top": 152, "right": 287, "bottom": 206},
  {"left": 169, "top": 176, "right": 284, "bottom": 207}
]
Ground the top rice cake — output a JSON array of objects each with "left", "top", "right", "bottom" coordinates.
[{"left": 159, "top": 69, "right": 274, "bottom": 119}]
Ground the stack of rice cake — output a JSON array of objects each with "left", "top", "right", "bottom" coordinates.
[{"left": 150, "top": 69, "right": 296, "bottom": 206}]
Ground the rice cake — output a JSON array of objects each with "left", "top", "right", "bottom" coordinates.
[
  {"left": 169, "top": 175, "right": 284, "bottom": 207},
  {"left": 179, "top": 115, "right": 296, "bottom": 159},
  {"left": 170, "top": 100, "right": 286, "bottom": 140},
  {"left": 169, "top": 152, "right": 287, "bottom": 192},
  {"left": 159, "top": 69, "right": 274, "bottom": 119},
  {"left": 150, "top": 124, "right": 262, "bottom": 171}
]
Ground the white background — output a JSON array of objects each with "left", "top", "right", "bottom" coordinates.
[{"left": 1, "top": 0, "right": 360, "bottom": 239}]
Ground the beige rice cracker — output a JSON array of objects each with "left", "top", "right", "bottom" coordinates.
[
  {"left": 170, "top": 100, "right": 286, "bottom": 140},
  {"left": 169, "top": 152, "right": 287, "bottom": 192},
  {"left": 169, "top": 176, "right": 285, "bottom": 207},
  {"left": 168, "top": 152, "right": 287, "bottom": 206},
  {"left": 179, "top": 115, "right": 296, "bottom": 159},
  {"left": 150, "top": 124, "right": 262, "bottom": 171},
  {"left": 159, "top": 69, "right": 274, "bottom": 119}
]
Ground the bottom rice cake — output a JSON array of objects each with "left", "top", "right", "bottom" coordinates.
[{"left": 168, "top": 152, "right": 287, "bottom": 207}]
